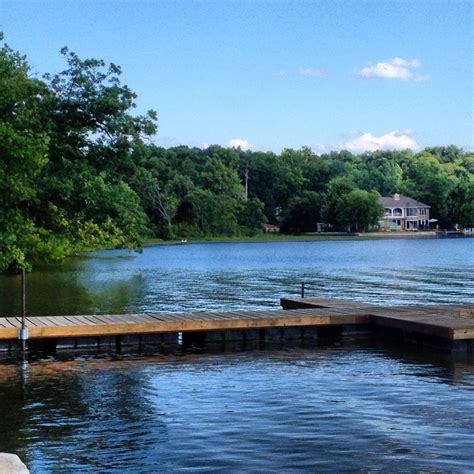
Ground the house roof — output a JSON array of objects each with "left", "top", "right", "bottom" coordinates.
[{"left": 379, "top": 195, "right": 430, "bottom": 208}]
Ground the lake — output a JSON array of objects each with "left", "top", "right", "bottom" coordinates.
[
  {"left": 0, "top": 238, "right": 473, "bottom": 473},
  {"left": 0, "top": 238, "right": 472, "bottom": 316}
]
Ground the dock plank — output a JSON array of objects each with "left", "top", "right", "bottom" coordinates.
[
  {"left": 0, "top": 299, "right": 473, "bottom": 346},
  {"left": 4, "top": 318, "right": 21, "bottom": 328}
]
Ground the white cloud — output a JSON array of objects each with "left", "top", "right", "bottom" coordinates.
[
  {"left": 358, "top": 57, "right": 428, "bottom": 81},
  {"left": 310, "top": 130, "right": 419, "bottom": 154},
  {"left": 298, "top": 67, "right": 326, "bottom": 77},
  {"left": 228, "top": 138, "right": 256, "bottom": 151},
  {"left": 342, "top": 130, "right": 419, "bottom": 152},
  {"left": 390, "top": 57, "right": 420, "bottom": 68}
]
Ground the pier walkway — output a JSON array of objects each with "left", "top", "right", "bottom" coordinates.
[
  {"left": 281, "top": 298, "right": 474, "bottom": 341},
  {"left": 0, "top": 298, "right": 473, "bottom": 352}
]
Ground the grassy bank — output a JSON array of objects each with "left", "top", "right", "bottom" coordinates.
[{"left": 144, "top": 231, "right": 438, "bottom": 247}]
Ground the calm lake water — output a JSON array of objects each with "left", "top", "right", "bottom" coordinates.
[
  {"left": 0, "top": 238, "right": 473, "bottom": 316},
  {"left": 0, "top": 238, "right": 473, "bottom": 473}
]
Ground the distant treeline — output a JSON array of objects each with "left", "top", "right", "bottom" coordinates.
[{"left": 1, "top": 40, "right": 473, "bottom": 271}]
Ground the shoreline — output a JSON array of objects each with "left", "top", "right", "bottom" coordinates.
[{"left": 143, "top": 231, "right": 443, "bottom": 247}]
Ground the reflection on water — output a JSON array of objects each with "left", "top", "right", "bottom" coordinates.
[
  {"left": 0, "top": 239, "right": 473, "bottom": 472},
  {"left": 0, "top": 343, "right": 473, "bottom": 473},
  {"left": 0, "top": 239, "right": 472, "bottom": 316}
]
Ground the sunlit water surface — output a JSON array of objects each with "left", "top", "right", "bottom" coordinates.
[
  {"left": 0, "top": 239, "right": 473, "bottom": 472},
  {"left": 0, "top": 238, "right": 472, "bottom": 315}
]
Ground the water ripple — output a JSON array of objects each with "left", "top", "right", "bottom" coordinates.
[{"left": 0, "top": 348, "right": 470, "bottom": 472}]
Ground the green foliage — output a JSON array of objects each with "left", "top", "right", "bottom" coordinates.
[
  {"left": 402, "top": 151, "right": 456, "bottom": 226},
  {"left": 322, "top": 177, "right": 356, "bottom": 227},
  {"left": 0, "top": 42, "right": 50, "bottom": 270},
  {"left": 319, "top": 179, "right": 382, "bottom": 231},
  {"left": 338, "top": 190, "right": 383, "bottom": 231},
  {"left": 458, "top": 179, "right": 474, "bottom": 226},
  {"left": 0, "top": 39, "right": 154, "bottom": 270},
  {"left": 239, "top": 198, "right": 267, "bottom": 234},
  {"left": 182, "top": 188, "right": 241, "bottom": 236},
  {"left": 1, "top": 37, "right": 473, "bottom": 272},
  {"left": 281, "top": 192, "right": 323, "bottom": 233}
]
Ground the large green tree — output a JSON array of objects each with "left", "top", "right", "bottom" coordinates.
[
  {"left": 0, "top": 39, "right": 50, "bottom": 270},
  {"left": 339, "top": 190, "right": 383, "bottom": 232},
  {"left": 403, "top": 151, "right": 457, "bottom": 227},
  {"left": 36, "top": 48, "right": 158, "bottom": 250},
  {"left": 322, "top": 177, "right": 355, "bottom": 228},
  {"left": 281, "top": 191, "right": 323, "bottom": 233}
]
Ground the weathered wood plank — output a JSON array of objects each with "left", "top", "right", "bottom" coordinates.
[
  {"left": 66, "top": 315, "right": 98, "bottom": 326},
  {"left": 20, "top": 316, "right": 356, "bottom": 339},
  {"left": 101, "top": 314, "right": 138, "bottom": 324},
  {"left": 63, "top": 315, "right": 91, "bottom": 326},
  {"left": 46, "top": 316, "right": 76, "bottom": 326},
  {"left": 144, "top": 313, "right": 171, "bottom": 322},
  {"left": 4, "top": 318, "right": 21, "bottom": 328},
  {"left": 0, "top": 299, "right": 472, "bottom": 344}
]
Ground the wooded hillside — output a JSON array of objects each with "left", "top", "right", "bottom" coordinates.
[{"left": 1, "top": 40, "right": 472, "bottom": 270}]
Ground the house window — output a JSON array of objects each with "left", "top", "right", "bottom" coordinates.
[
  {"left": 393, "top": 208, "right": 403, "bottom": 216},
  {"left": 384, "top": 208, "right": 392, "bottom": 216},
  {"left": 407, "top": 208, "right": 417, "bottom": 216},
  {"left": 419, "top": 208, "right": 427, "bottom": 215}
]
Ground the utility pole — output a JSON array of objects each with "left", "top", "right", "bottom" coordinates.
[{"left": 244, "top": 166, "right": 249, "bottom": 201}]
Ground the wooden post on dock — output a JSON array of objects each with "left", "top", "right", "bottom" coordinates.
[
  {"left": 301, "top": 282, "right": 305, "bottom": 298},
  {"left": 19, "top": 269, "right": 28, "bottom": 351}
]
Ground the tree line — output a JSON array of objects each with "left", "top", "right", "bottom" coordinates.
[{"left": 1, "top": 39, "right": 473, "bottom": 271}]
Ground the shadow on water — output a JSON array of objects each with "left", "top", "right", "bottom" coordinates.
[
  {"left": 0, "top": 262, "right": 147, "bottom": 317},
  {"left": 0, "top": 337, "right": 473, "bottom": 472},
  {"left": 0, "top": 355, "right": 169, "bottom": 472}
]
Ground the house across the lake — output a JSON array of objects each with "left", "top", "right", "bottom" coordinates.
[
  {"left": 379, "top": 194, "right": 431, "bottom": 231},
  {"left": 262, "top": 223, "right": 280, "bottom": 233}
]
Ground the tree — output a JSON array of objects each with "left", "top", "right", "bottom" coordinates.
[
  {"left": 339, "top": 190, "right": 383, "bottom": 231},
  {"left": 238, "top": 198, "right": 267, "bottom": 234},
  {"left": 281, "top": 191, "right": 323, "bottom": 233},
  {"left": 182, "top": 188, "right": 241, "bottom": 236},
  {"left": 36, "top": 48, "right": 157, "bottom": 250},
  {"left": 457, "top": 179, "right": 474, "bottom": 227},
  {"left": 403, "top": 151, "right": 456, "bottom": 227},
  {"left": 0, "top": 39, "right": 50, "bottom": 270},
  {"left": 321, "top": 177, "right": 383, "bottom": 231},
  {"left": 322, "top": 177, "right": 355, "bottom": 228}
]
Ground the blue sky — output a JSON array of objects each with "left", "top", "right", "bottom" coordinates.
[{"left": 2, "top": 0, "right": 472, "bottom": 152}]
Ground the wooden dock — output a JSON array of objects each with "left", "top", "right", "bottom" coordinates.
[
  {"left": 0, "top": 307, "right": 370, "bottom": 340},
  {"left": 282, "top": 298, "right": 474, "bottom": 347},
  {"left": 0, "top": 297, "right": 473, "bottom": 352}
]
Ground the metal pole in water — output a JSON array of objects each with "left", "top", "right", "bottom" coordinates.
[
  {"left": 19, "top": 268, "right": 28, "bottom": 351},
  {"left": 301, "top": 281, "right": 305, "bottom": 298}
]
